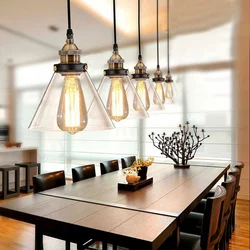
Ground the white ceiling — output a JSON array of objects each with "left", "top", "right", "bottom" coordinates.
[{"left": 0, "top": 0, "right": 236, "bottom": 65}]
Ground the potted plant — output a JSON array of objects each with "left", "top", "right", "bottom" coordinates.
[{"left": 123, "top": 157, "right": 154, "bottom": 180}]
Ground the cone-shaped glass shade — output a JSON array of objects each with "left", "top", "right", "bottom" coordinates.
[
  {"left": 132, "top": 79, "right": 165, "bottom": 112},
  {"left": 98, "top": 75, "right": 149, "bottom": 122},
  {"left": 154, "top": 81, "right": 166, "bottom": 105},
  {"left": 29, "top": 71, "right": 115, "bottom": 133},
  {"left": 165, "top": 82, "right": 174, "bottom": 99}
]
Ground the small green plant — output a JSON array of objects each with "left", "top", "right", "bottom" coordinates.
[{"left": 123, "top": 157, "right": 154, "bottom": 174}]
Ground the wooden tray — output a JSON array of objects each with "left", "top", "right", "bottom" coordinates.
[{"left": 118, "top": 177, "right": 153, "bottom": 191}]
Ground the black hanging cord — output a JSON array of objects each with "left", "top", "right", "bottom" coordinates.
[
  {"left": 167, "top": 0, "right": 170, "bottom": 73},
  {"left": 66, "top": 0, "right": 73, "bottom": 39},
  {"left": 113, "top": 0, "right": 118, "bottom": 51},
  {"left": 138, "top": 0, "right": 142, "bottom": 60},
  {"left": 156, "top": 0, "right": 159, "bottom": 69}
]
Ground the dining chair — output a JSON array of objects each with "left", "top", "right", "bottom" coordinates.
[
  {"left": 228, "top": 167, "right": 240, "bottom": 239},
  {"left": 180, "top": 176, "right": 236, "bottom": 250},
  {"left": 160, "top": 185, "right": 227, "bottom": 250},
  {"left": 100, "top": 160, "right": 119, "bottom": 175},
  {"left": 33, "top": 170, "right": 66, "bottom": 193},
  {"left": 33, "top": 170, "right": 93, "bottom": 250},
  {"left": 230, "top": 162, "right": 244, "bottom": 233},
  {"left": 121, "top": 156, "right": 136, "bottom": 169},
  {"left": 72, "top": 164, "right": 96, "bottom": 183}
]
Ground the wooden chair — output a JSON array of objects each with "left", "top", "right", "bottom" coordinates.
[
  {"left": 230, "top": 162, "right": 244, "bottom": 232},
  {"left": 121, "top": 156, "right": 136, "bottom": 169},
  {"left": 160, "top": 185, "right": 227, "bottom": 250},
  {"left": 100, "top": 160, "right": 119, "bottom": 175},
  {"left": 181, "top": 176, "right": 236, "bottom": 250},
  {"left": 33, "top": 170, "right": 65, "bottom": 193},
  {"left": 228, "top": 167, "right": 240, "bottom": 238},
  {"left": 218, "top": 175, "right": 236, "bottom": 250},
  {"left": 33, "top": 170, "right": 93, "bottom": 250},
  {"left": 72, "top": 165, "right": 96, "bottom": 183}
]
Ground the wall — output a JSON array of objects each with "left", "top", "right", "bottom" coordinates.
[
  {"left": 234, "top": 0, "right": 250, "bottom": 200},
  {"left": 0, "top": 65, "right": 9, "bottom": 123}
]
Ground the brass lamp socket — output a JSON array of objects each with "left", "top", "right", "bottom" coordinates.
[
  {"left": 165, "top": 73, "right": 173, "bottom": 83},
  {"left": 104, "top": 50, "right": 128, "bottom": 77},
  {"left": 54, "top": 38, "right": 87, "bottom": 74},
  {"left": 152, "top": 67, "right": 165, "bottom": 82},
  {"left": 131, "top": 59, "right": 149, "bottom": 79}
]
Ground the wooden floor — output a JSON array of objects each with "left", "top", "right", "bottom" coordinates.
[{"left": 0, "top": 195, "right": 249, "bottom": 250}]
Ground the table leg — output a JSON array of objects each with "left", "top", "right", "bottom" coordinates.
[
  {"left": 15, "top": 168, "right": 20, "bottom": 195},
  {"left": 102, "top": 242, "right": 108, "bottom": 250},
  {"left": 38, "top": 163, "right": 41, "bottom": 174},
  {"left": 26, "top": 167, "right": 31, "bottom": 193},
  {"left": 172, "top": 226, "right": 180, "bottom": 250},
  {"left": 3, "top": 170, "right": 7, "bottom": 199},
  {"left": 66, "top": 240, "right": 71, "bottom": 250},
  {"left": 35, "top": 225, "right": 43, "bottom": 250}
]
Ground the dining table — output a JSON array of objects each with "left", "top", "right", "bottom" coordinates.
[{"left": 0, "top": 162, "right": 230, "bottom": 250}]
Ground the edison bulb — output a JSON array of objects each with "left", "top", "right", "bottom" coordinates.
[
  {"left": 154, "top": 81, "right": 165, "bottom": 104},
  {"left": 57, "top": 75, "right": 88, "bottom": 135},
  {"left": 106, "top": 78, "right": 129, "bottom": 122},
  {"left": 133, "top": 80, "right": 150, "bottom": 111},
  {"left": 165, "top": 82, "right": 174, "bottom": 99}
]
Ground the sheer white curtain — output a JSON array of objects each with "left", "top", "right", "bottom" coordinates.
[{"left": 141, "top": 22, "right": 235, "bottom": 163}]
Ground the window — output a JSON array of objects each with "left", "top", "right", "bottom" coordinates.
[{"left": 14, "top": 21, "right": 236, "bottom": 176}]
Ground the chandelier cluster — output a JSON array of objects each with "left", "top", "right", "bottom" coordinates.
[{"left": 29, "top": 0, "right": 174, "bottom": 135}]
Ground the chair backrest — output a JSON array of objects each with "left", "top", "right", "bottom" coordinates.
[
  {"left": 33, "top": 170, "right": 66, "bottom": 193},
  {"left": 72, "top": 164, "right": 96, "bottom": 183},
  {"left": 100, "top": 160, "right": 119, "bottom": 175},
  {"left": 121, "top": 156, "right": 136, "bottom": 169},
  {"left": 200, "top": 185, "right": 226, "bottom": 250},
  {"left": 229, "top": 167, "right": 240, "bottom": 202},
  {"left": 219, "top": 175, "right": 236, "bottom": 238},
  {"left": 234, "top": 162, "right": 244, "bottom": 192}
]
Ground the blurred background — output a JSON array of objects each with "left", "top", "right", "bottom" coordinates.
[{"left": 0, "top": 0, "right": 249, "bottom": 199}]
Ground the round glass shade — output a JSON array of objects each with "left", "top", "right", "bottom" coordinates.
[
  {"left": 29, "top": 71, "right": 115, "bottom": 132},
  {"left": 98, "top": 75, "right": 149, "bottom": 122}
]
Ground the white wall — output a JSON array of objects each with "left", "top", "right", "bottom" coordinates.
[{"left": 0, "top": 65, "right": 9, "bottom": 122}]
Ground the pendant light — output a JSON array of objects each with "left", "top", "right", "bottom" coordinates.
[
  {"left": 152, "top": 0, "right": 166, "bottom": 105},
  {"left": 97, "top": 0, "right": 149, "bottom": 122},
  {"left": 165, "top": 0, "right": 174, "bottom": 100},
  {"left": 132, "top": 0, "right": 165, "bottom": 112},
  {"left": 29, "top": 0, "right": 114, "bottom": 134}
]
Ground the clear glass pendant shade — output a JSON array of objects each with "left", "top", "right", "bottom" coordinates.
[
  {"left": 165, "top": 82, "right": 174, "bottom": 99},
  {"left": 98, "top": 75, "right": 149, "bottom": 122},
  {"left": 134, "top": 80, "right": 150, "bottom": 111},
  {"left": 29, "top": 71, "right": 115, "bottom": 133},
  {"left": 132, "top": 79, "right": 165, "bottom": 112},
  {"left": 154, "top": 81, "right": 165, "bottom": 104}
]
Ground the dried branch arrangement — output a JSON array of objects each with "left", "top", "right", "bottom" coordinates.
[{"left": 149, "top": 122, "right": 210, "bottom": 167}]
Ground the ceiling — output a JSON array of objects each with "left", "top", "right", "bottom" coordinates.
[{"left": 0, "top": 0, "right": 236, "bottom": 65}]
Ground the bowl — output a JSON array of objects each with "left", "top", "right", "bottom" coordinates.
[
  {"left": 14, "top": 142, "right": 22, "bottom": 148},
  {"left": 4, "top": 142, "right": 22, "bottom": 148}
]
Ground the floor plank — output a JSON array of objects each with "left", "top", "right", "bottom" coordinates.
[{"left": 229, "top": 199, "right": 250, "bottom": 250}]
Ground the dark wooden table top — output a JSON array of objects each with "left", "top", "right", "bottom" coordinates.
[
  {"left": 0, "top": 194, "right": 176, "bottom": 249},
  {"left": 41, "top": 164, "right": 229, "bottom": 221}
]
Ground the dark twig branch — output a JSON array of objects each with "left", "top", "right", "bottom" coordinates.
[{"left": 149, "top": 122, "right": 210, "bottom": 166}]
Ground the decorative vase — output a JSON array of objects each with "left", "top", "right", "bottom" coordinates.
[
  {"left": 126, "top": 174, "right": 140, "bottom": 184},
  {"left": 174, "top": 164, "right": 190, "bottom": 169},
  {"left": 137, "top": 166, "right": 148, "bottom": 180}
]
